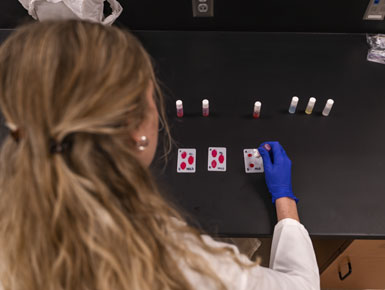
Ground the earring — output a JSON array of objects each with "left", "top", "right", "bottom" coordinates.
[{"left": 136, "top": 136, "right": 149, "bottom": 151}]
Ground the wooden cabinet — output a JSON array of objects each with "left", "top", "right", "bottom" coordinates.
[{"left": 321, "top": 240, "right": 385, "bottom": 289}]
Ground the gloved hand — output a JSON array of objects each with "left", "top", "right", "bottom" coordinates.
[{"left": 258, "top": 142, "right": 298, "bottom": 204}]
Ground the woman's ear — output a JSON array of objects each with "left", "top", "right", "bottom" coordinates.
[{"left": 130, "top": 82, "right": 159, "bottom": 167}]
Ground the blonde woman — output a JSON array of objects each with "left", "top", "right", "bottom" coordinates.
[{"left": 0, "top": 20, "right": 319, "bottom": 290}]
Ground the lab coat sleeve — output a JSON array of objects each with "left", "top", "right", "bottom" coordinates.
[
  {"left": 251, "top": 218, "right": 320, "bottom": 290},
  {"left": 194, "top": 218, "right": 319, "bottom": 290},
  {"left": 175, "top": 217, "right": 319, "bottom": 290}
]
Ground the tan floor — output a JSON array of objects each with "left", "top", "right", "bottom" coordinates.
[{"left": 253, "top": 238, "right": 272, "bottom": 267}]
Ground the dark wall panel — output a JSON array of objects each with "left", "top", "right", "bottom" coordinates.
[{"left": 0, "top": 0, "right": 385, "bottom": 33}]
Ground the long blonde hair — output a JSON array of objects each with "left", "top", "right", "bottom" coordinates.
[{"left": 0, "top": 20, "right": 251, "bottom": 290}]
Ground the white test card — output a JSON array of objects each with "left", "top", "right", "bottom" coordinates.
[
  {"left": 243, "top": 149, "right": 264, "bottom": 173},
  {"left": 177, "top": 148, "right": 196, "bottom": 173},
  {"left": 208, "top": 147, "right": 226, "bottom": 172}
]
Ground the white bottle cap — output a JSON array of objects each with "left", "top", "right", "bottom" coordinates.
[
  {"left": 291, "top": 96, "right": 299, "bottom": 104},
  {"left": 202, "top": 99, "right": 209, "bottom": 108},
  {"left": 254, "top": 101, "right": 261, "bottom": 111},
  {"left": 322, "top": 99, "right": 334, "bottom": 116},
  {"left": 308, "top": 97, "right": 316, "bottom": 105},
  {"left": 176, "top": 100, "right": 183, "bottom": 109}
]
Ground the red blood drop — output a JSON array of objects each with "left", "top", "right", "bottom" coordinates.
[
  {"left": 249, "top": 163, "right": 255, "bottom": 168},
  {"left": 188, "top": 156, "right": 194, "bottom": 165},
  {"left": 180, "top": 162, "right": 186, "bottom": 170},
  {"left": 212, "top": 149, "right": 217, "bottom": 158},
  {"left": 181, "top": 151, "right": 187, "bottom": 159},
  {"left": 211, "top": 160, "right": 217, "bottom": 168},
  {"left": 248, "top": 153, "right": 252, "bottom": 157},
  {"left": 218, "top": 154, "right": 225, "bottom": 164}
]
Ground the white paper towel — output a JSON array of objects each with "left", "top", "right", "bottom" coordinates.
[{"left": 18, "top": 0, "right": 122, "bottom": 25}]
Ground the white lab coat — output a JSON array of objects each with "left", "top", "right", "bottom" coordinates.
[{"left": 178, "top": 218, "right": 320, "bottom": 290}]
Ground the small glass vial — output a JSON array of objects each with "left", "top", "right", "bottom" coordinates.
[
  {"left": 263, "top": 144, "right": 271, "bottom": 151},
  {"left": 288, "top": 96, "right": 299, "bottom": 114},
  {"left": 305, "top": 97, "right": 316, "bottom": 115},
  {"left": 202, "top": 99, "right": 209, "bottom": 117},
  {"left": 253, "top": 101, "right": 261, "bottom": 119},
  {"left": 322, "top": 99, "right": 334, "bottom": 117},
  {"left": 176, "top": 100, "right": 183, "bottom": 118}
]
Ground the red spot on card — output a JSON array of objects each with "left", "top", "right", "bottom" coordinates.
[
  {"left": 180, "top": 162, "right": 186, "bottom": 170},
  {"left": 247, "top": 153, "right": 252, "bottom": 157},
  {"left": 188, "top": 156, "right": 194, "bottom": 165},
  {"left": 211, "top": 160, "right": 217, "bottom": 168},
  {"left": 212, "top": 149, "right": 217, "bottom": 158},
  {"left": 249, "top": 163, "right": 254, "bottom": 168},
  {"left": 218, "top": 155, "right": 225, "bottom": 164},
  {"left": 181, "top": 151, "right": 187, "bottom": 159}
]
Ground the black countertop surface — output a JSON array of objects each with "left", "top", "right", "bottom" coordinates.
[{"left": 1, "top": 29, "right": 385, "bottom": 238}]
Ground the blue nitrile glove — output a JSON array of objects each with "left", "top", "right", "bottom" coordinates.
[{"left": 258, "top": 141, "right": 298, "bottom": 204}]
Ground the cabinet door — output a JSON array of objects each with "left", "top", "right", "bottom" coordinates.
[{"left": 321, "top": 240, "right": 385, "bottom": 289}]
